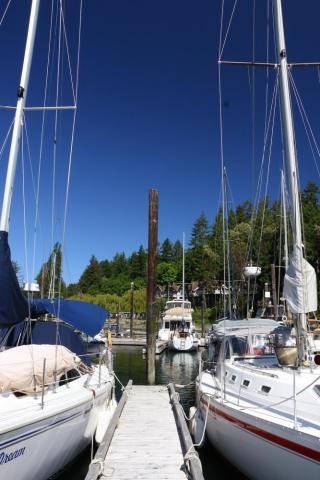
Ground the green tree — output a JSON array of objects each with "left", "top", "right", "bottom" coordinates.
[
  {"left": 37, "top": 242, "right": 66, "bottom": 298},
  {"left": 79, "top": 255, "right": 102, "bottom": 294},
  {"left": 160, "top": 238, "right": 173, "bottom": 263},
  {"left": 172, "top": 240, "right": 183, "bottom": 262},
  {"left": 157, "top": 262, "right": 178, "bottom": 285}
]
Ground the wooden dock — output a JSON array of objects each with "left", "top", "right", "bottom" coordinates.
[
  {"left": 113, "top": 337, "right": 168, "bottom": 354},
  {"left": 86, "top": 382, "right": 204, "bottom": 480}
]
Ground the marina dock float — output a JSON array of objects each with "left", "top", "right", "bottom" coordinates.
[
  {"left": 112, "top": 337, "right": 168, "bottom": 354},
  {"left": 85, "top": 381, "right": 204, "bottom": 480}
]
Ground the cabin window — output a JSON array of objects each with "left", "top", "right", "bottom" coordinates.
[
  {"left": 225, "top": 341, "right": 230, "bottom": 360},
  {"left": 231, "top": 336, "right": 248, "bottom": 356},
  {"left": 165, "top": 322, "right": 169, "bottom": 329},
  {"left": 213, "top": 340, "right": 222, "bottom": 363},
  {"left": 242, "top": 379, "right": 250, "bottom": 388},
  {"left": 260, "top": 385, "right": 271, "bottom": 394},
  {"left": 314, "top": 385, "right": 320, "bottom": 398},
  {"left": 230, "top": 374, "right": 237, "bottom": 383}
]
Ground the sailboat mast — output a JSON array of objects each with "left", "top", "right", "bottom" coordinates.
[
  {"left": 274, "top": 0, "right": 302, "bottom": 249},
  {"left": 274, "top": 1, "right": 309, "bottom": 362},
  {"left": 0, "top": 0, "right": 41, "bottom": 232}
]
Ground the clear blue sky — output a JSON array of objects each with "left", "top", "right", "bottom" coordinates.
[{"left": 0, "top": 0, "right": 320, "bottom": 284}]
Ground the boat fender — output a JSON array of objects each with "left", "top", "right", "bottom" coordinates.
[
  {"left": 189, "top": 407, "right": 206, "bottom": 448},
  {"left": 95, "top": 397, "right": 117, "bottom": 444},
  {"left": 91, "top": 388, "right": 96, "bottom": 398}
]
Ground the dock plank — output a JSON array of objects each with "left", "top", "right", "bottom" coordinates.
[{"left": 101, "top": 385, "right": 187, "bottom": 480}]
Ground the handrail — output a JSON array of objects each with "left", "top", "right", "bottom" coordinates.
[
  {"left": 85, "top": 379, "right": 133, "bottom": 480},
  {"left": 167, "top": 383, "right": 205, "bottom": 480}
]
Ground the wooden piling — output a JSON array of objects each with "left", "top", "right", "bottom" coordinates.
[
  {"left": 201, "top": 293, "right": 206, "bottom": 338},
  {"left": 146, "top": 189, "right": 158, "bottom": 385},
  {"left": 130, "top": 281, "right": 134, "bottom": 338}
]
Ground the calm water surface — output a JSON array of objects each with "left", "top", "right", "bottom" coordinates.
[{"left": 61, "top": 346, "right": 244, "bottom": 479}]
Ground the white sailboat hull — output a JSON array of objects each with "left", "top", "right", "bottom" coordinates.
[
  {"left": 0, "top": 365, "right": 114, "bottom": 480},
  {"left": 199, "top": 394, "right": 320, "bottom": 480}
]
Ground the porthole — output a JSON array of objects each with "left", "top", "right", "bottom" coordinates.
[
  {"left": 230, "top": 374, "right": 237, "bottom": 383},
  {"left": 242, "top": 379, "right": 250, "bottom": 388},
  {"left": 260, "top": 385, "right": 271, "bottom": 394}
]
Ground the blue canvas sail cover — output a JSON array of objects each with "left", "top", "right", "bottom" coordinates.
[
  {"left": 31, "top": 299, "right": 108, "bottom": 337},
  {"left": 0, "top": 321, "right": 91, "bottom": 366},
  {"left": 0, "top": 231, "right": 29, "bottom": 327}
]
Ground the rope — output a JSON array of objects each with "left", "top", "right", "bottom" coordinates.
[{"left": 112, "top": 371, "right": 126, "bottom": 391}]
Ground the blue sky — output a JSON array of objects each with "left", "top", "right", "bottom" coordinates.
[{"left": 0, "top": 0, "right": 320, "bottom": 284}]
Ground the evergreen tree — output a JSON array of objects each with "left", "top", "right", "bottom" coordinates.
[
  {"left": 172, "top": 240, "right": 183, "bottom": 262},
  {"left": 111, "top": 252, "right": 128, "bottom": 276},
  {"left": 190, "top": 212, "right": 209, "bottom": 248},
  {"left": 37, "top": 243, "right": 66, "bottom": 298},
  {"left": 79, "top": 255, "right": 102, "bottom": 294},
  {"left": 160, "top": 238, "right": 173, "bottom": 262}
]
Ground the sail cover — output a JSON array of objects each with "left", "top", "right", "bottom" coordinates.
[
  {"left": 283, "top": 244, "right": 317, "bottom": 314},
  {"left": 0, "top": 231, "right": 28, "bottom": 327},
  {"left": 31, "top": 299, "right": 108, "bottom": 337}
]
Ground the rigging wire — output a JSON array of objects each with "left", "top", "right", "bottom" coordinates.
[
  {"left": 245, "top": 73, "right": 279, "bottom": 263},
  {"left": 0, "top": 119, "right": 15, "bottom": 163},
  {"left": 31, "top": 0, "right": 56, "bottom": 289},
  {"left": 51, "top": 0, "right": 63, "bottom": 289},
  {"left": 0, "top": 0, "right": 12, "bottom": 27},
  {"left": 251, "top": 0, "right": 256, "bottom": 206},
  {"left": 250, "top": 76, "right": 278, "bottom": 310},
  {"left": 288, "top": 70, "right": 320, "bottom": 180},
  {"left": 219, "top": 0, "right": 238, "bottom": 60},
  {"left": 57, "top": 0, "right": 83, "bottom": 303}
]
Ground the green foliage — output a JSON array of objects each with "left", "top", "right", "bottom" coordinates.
[
  {"left": 36, "top": 242, "right": 66, "bottom": 297},
  {"left": 157, "top": 262, "right": 178, "bottom": 285},
  {"left": 71, "top": 288, "right": 147, "bottom": 313}
]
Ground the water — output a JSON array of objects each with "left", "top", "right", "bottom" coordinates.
[{"left": 61, "top": 346, "right": 244, "bottom": 479}]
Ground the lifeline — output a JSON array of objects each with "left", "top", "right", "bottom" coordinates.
[{"left": 0, "top": 447, "right": 25, "bottom": 464}]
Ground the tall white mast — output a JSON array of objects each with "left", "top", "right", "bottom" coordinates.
[
  {"left": 0, "top": 0, "right": 41, "bottom": 232},
  {"left": 274, "top": 0, "right": 302, "bottom": 249},
  {"left": 274, "top": 0, "right": 308, "bottom": 359}
]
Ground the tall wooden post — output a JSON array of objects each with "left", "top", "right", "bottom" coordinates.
[
  {"left": 271, "top": 264, "right": 278, "bottom": 320},
  {"left": 201, "top": 293, "right": 206, "bottom": 337},
  {"left": 146, "top": 189, "right": 158, "bottom": 385},
  {"left": 130, "top": 282, "right": 134, "bottom": 338}
]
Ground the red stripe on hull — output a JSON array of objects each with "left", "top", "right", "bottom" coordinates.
[{"left": 200, "top": 397, "right": 320, "bottom": 463}]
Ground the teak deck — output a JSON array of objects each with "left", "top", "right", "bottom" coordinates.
[{"left": 101, "top": 385, "right": 187, "bottom": 479}]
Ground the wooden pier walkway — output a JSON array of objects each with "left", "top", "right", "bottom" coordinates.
[{"left": 86, "top": 382, "right": 204, "bottom": 480}]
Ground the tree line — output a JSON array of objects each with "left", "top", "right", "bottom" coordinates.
[{"left": 35, "top": 182, "right": 320, "bottom": 315}]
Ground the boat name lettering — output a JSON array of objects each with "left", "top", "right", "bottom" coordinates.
[{"left": 0, "top": 447, "right": 25, "bottom": 465}]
